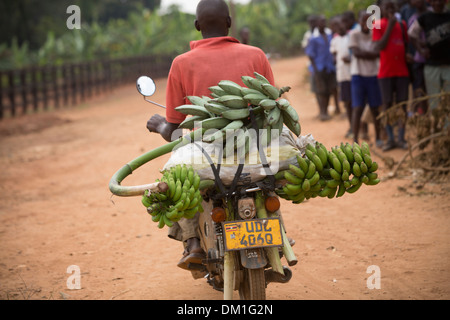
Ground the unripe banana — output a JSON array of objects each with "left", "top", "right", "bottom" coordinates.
[
  {"left": 302, "top": 179, "right": 311, "bottom": 192},
  {"left": 297, "top": 155, "right": 309, "bottom": 173},
  {"left": 305, "top": 162, "right": 316, "bottom": 179},
  {"left": 369, "top": 161, "right": 379, "bottom": 172},
  {"left": 346, "top": 181, "right": 363, "bottom": 193},
  {"left": 243, "top": 93, "right": 267, "bottom": 106},
  {"left": 253, "top": 71, "right": 271, "bottom": 84},
  {"left": 204, "top": 102, "right": 230, "bottom": 115},
  {"left": 367, "top": 172, "right": 378, "bottom": 181},
  {"left": 172, "top": 181, "right": 182, "bottom": 202},
  {"left": 276, "top": 98, "right": 291, "bottom": 110},
  {"left": 361, "top": 141, "right": 371, "bottom": 156},
  {"left": 283, "top": 105, "right": 300, "bottom": 123},
  {"left": 192, "top": 174, "right": 201, "bottom": 190},
  {"left": 187, "top": 96, "right": 208, "bottom": 107},
  {"left": 344, "top": 144, "right": 355, "bottom": 163},
  {"left": 336, "top": 182, "right": 346, "bottom": 198},
  {"left": 218, "top": 95, "right": 248, "bottom": 109},
  {"left": 241, "top": 87, "right": 265, "bottom": 97},
  {"left": 208, "top": 86, "right": 228, "bottom": 97},
  {"left": 326, "top": 179, "right": 340, "bottom": 188},
  {"left": 316, "top": 146, "right": 328, "bottom": 168},
  {"left": 266, "top": 106, "right": 281, "bottom": 126},
  {"left": 332, "top": 157, "right": 342, "bottom": 174},
  {"left": 180, "top": 165, "right": 187, "bottom": 182},
  {"left": 327, "top": 187, "right": 338, "bottom": 199},
  {"left": 178, "top": 115, "right": 208, "bottom": 129},
  {"left": 241, "top": 76, "right": 263, "bottom": 91},
  {"left": 341, "top": 170, "right": 350, "bottom": 181},
  {"left": 308, "top": 171, "right": 320, "bottom": 186},
  {"left": 285, "top": 184, "right": 303, "bottom": 196},
  {"left": 175, "top": 105, "right": 211, "bottom": 117},
  {"left": 200, "top": 117, "right": 232, "bottom": 129},
  {"left": 354, "top": 152, "right": 363, "bottom": 164},
  {"left": 261, "top": 83, "right": 280, "bottom": 100},
  {"left": 285, "top": 171, "right": 303, "bottom": 185},
  {"left": 363, "top": 153, "right": 373, "bottom": 168},
  {"left": 218, "top": 80, "right": 244, "bottom": 96},
  {"left": 259, "top": 99, "right": 278, "bottom": 110},
  {"left": 306, "top": 149, "right": 323, "bottom": 172},
  {"left": 353, "top": 162, "right": 362, "bottom": 177},
  {"left": 291, "top": 192, "right": 306, "bottom": 204},
  {"left": 329, "top": 168, "right": 341, "bottom": 181},
  {"left": 342, "top": 159, "right": 351, "bottom": 174},
  {"left": 360, "top": 162, "right": 368, "bottom": 174},
  {"left": 289, "top": 164, "right": 305, "bottom": 179},
  {"left": 175, "top": 165, "right": 181, "bottom": 181},
  {"left": 222, "top": 108, "right": 250, "bottom": 121}
]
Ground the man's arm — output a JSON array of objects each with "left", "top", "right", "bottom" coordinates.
[
  {"left": 372, "top": 15, "right": 397, "bottom": 53},
  {"left": 408, "top": 19, "right": 430, "bottom": 60},
  {"left": 147, "top": 115, "right": 181, "bottom": 142},
  {"left": 146, "top": 61, "right": 185, "bottom": 142},
  {"left": 351, "top": 46, "right": 379, "bottom": 60}
]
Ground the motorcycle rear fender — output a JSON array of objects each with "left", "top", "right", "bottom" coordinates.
[{"left": 239, "top": 248, "right": 267, "bottom": 269}]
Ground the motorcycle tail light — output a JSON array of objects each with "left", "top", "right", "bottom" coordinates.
[
  {"left": 265, "top": 196, "right": 280, "bottom": 213},
  {"left": 211, "top": 207, "right": 226, "bottom": 223}
]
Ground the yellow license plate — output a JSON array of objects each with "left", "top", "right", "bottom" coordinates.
[{"left": 222, "top": 218, "right": 283, "bottom": 251}]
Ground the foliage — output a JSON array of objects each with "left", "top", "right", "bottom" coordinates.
[{"left": 0, "top": 0, "right": 377, "bottom": 70}]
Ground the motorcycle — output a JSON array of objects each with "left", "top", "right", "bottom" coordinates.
[{"left": 108, "top": 76, "right": 298, "bottom": 300}]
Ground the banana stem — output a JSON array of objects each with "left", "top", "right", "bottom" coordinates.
[
  {"left": 223, "top": 202, "right": 235, "bottom": 300},
  {"left": 223, "top": 251, "right": 235, "bottom": 300},
  {"left": 109, "top": 129, "right": 205, "bottom": 197},
  {"left": 255, "top": 191, "right": 285, "bottom": 275}
]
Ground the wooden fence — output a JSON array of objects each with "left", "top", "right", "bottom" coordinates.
[{"left": 0, "top": 55, "right": 174, "bottom": 119}]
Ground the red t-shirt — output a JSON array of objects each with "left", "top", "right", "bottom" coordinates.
[
  {"left": 372, "top": 18, "right": 409, "bottom": 78},
  {"left": 165, "top": 36, "right": 275, "bottom": 124}
]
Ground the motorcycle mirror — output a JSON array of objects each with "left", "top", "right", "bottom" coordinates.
[
  {"left": 136, "top": 76, "right": 156, "bottom": 97},
  {"left": 136, "top": 76, "right": 166, "bottom": 109}
]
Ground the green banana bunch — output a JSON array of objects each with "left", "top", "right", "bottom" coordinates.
[
  {"left": 173, "top": 72, "right": 302, "bottom": 148},
  {"left": 141, "top": 164, "right": 204, "bottom": 229},
  {"left": 276, "top": 141, "right": 380, "bottom": 204}
]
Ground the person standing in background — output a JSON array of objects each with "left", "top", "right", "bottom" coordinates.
[
  {"left": 306, "top": 15, "right": 337, "bottom": 121},
  {"left": 408, "top": 0, "right": 450, "bottom": 113},
  {"left": 330, "top": 17, "right": 353, "bottom": 137},
  {"left": 373, "top": 0, "right": 410, "bottom": 151},
  {"left": 349, "top": 11, "right": 383, "bottom": 147}
]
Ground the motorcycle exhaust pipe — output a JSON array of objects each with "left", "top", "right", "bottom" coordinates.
[{"left": 265, "top": 266, "right": 292, "bottom": 285}]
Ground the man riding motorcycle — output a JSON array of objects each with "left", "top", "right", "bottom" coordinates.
[{"left": 146, "top": 0, "right": 276, "bottom": 270}]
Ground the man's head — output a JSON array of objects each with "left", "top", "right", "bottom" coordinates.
[
  {"left": 307, "top": 14, "right": 319, "bottom": 30},
  {"left": 428, "top": 0, "right": 447, "bottom": 13},
  {"left": 377, "top": 0, "right": 398, "bottom": 18},
  {"left": 341, "top": 10, "right": 356, "bottom": 31},
  {"left": 359, "top": 10, "right": 372, "bottom": 34},
  {"left": 317, "top": 15, "right": 327, "bottom": 33},
  {"left": 195, "top": 0, "right": 232, "bottom": 39},
  {"left": 410, "top": 0, "right": 426, "bottom": 10}
]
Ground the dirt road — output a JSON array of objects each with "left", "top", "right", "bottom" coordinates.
[{"left": 0, "top": 56, "right": 449, "bottom": 300}]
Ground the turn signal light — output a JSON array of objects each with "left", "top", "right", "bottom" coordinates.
[
  {"left": 211, "top": 207, "right": 226, "bottom": 223},
  {"left": 265, "top": 196, "right": 280, "bottom": 213}
]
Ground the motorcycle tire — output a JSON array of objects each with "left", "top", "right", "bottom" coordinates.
[{"left": 238, "top": 268, "right": 266, "bottom": 300}]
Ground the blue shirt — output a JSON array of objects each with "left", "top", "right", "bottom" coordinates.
[{"left": 305, "top": 33, "right": 336, "bottom": 73}]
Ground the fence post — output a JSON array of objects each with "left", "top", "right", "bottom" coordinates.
[
  {"left": 20, "top": 69, "right": 28, "bottom": 114},
  {"left": 0, "top": 71, "right": 3, "bottom": 119},
  {"left": 52, "top": 66, "right": 60, "bottom": 109},
  {"left": 70, "top": 64, "right": 77, "bottom": 105},
  {"left": 31, "top": 67, "right": 39, "bottom": 112},
  {"left": 8, "top": 70, "right": 16, "bottom": 117}
]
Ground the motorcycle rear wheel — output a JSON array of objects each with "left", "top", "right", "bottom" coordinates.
[{"left": 238, "top": 268, "right": 266, "bottom": 300}]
